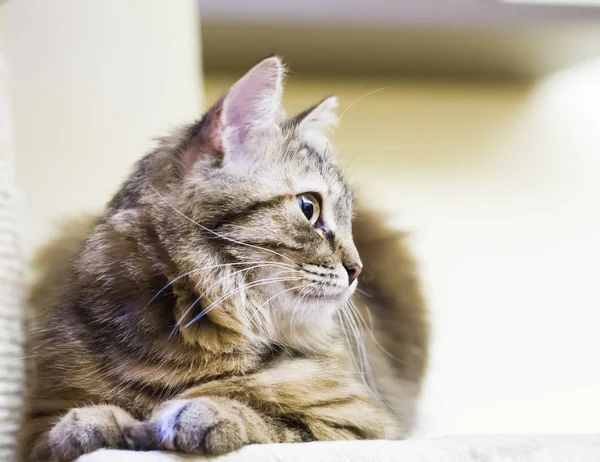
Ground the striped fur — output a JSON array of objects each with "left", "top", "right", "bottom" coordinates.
[{"left": 20, "top": 58, "right": 428, "bottom": 461}]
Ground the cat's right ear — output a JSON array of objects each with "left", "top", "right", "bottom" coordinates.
[
  {"left": 181, "top": 57, "right": 286, "bottom": 173},
  {"left": 285, "top": 96, "right": 339, "bottom": 153}
]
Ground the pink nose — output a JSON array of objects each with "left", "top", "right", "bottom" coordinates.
[{"left": 344, "top": 263, "right": 362, "bottom": 285}]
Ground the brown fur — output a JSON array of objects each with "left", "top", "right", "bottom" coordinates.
[{"left": 20, "top": 58, "right": 428, "bottom": 461}]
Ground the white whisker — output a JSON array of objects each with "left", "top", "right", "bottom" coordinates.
[
  {"left": 150, "top": 185, "right": 297, "bottom": 264},
  {"left": 324, "top": 87, "right": 388, "bottom": 156},
  {"left": 338, "top": 301, "right": 379, "bottom": 396},
  {"left": 289, "top": 283, "right": 317, "bottom": 338},
  {"left": 183, "top": 276, "right": 303, "bottom": 328},
  {"left": 147, "top": 260, "right": 294, "bottom": 309},
  {"left": 244, "top": 283, "right": 314, "bottom": 337},
  {"left": 171, "top": 262, "right": 301, "bottom": 337},
  {"left": 349, "top": 299, "right": 407, "bottom": 365},
  {"left": 337, "top": 309, "right": 365, "bottom": 383}
]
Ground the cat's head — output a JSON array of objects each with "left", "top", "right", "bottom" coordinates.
[{"left": 139, "top": 57, "right": 360, "bottom": 347}]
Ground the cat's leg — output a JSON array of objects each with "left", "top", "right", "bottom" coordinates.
[
  {"left": 126, "top": 396, "right": 301, "bottom": 456},
  {"left": 47, "top": 404, "right": 141, "bottom": 461},
  {"left": 128, "top": 357, "right": 399, "bottom": 455},
  {"left": 177, "top": 357, "right": 400, "bottom": 442}
]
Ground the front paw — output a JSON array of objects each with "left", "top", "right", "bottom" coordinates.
[
  {"left": 128, "top": 398, "right": 248, "bottom": 455},
  {"left": 49, "top": 405, "right": 139, "bottom": 461}
]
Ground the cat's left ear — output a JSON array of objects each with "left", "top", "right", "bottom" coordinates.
[
  {"left": 219, "top": 57, "right": 286, "bottom": 157},
  {"left": 286, "top": 96, "right": 339, "bottom": 153}
]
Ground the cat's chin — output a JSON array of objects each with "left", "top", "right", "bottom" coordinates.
[
  {"left": 256, "top": 280, "right": 357, "bottom": 341},
  {"left": 281, "top": 282, "right": 356, "bottom": 320}
]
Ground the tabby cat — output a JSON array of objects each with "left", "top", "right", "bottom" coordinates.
[{"left": 21, "top": 57, "right": 428, "bottom": 461}]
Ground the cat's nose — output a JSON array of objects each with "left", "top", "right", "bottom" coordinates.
[{"left": 344, "top": 263, "right": 362, "bottom": 285}]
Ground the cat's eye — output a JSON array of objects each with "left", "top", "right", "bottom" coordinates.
[{"left": 297, "top": 193, "right": 321, "bottom": 226}]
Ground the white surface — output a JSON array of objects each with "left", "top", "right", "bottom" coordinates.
[
  {"left": 79, "top": 435, "right": 600, "bottom": 462},
  {"left": 2, "top": 0, "right": 203, "bottom": 254}
]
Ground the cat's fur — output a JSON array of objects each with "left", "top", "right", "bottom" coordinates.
[{"left": 20, "top": 57, "right": 428, "bottom": 461}]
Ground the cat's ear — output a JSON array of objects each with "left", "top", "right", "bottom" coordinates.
[
  {"left": 220, "top": 56, "right": 285, "bottom": 156},
  {"left": 287, "top": 96, "right": 339, "bottom": 153},
  {"left": 183, "top": 57, "right": 285, "bottom": 171}
]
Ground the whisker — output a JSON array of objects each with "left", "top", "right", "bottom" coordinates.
[
  {"left": 348, "top": 298, "right": 374, "bottom": 333},
  {"left": 346, "top": 306, "right": 373, "bottom": 381},
  {"left": 339, "top": 88, "right": 388, "bottom": 122},
  {"left": 149, "top": 185, "right": 297, "bottom": 265},
  {"left": 171, "top": 262, "right": 300, "bottom": 337},
  {"left": 183, "top": 277, "right": 304, "bottom": 328},
  {"left": 145, "top": 269, "right": 201, "bottom": 308},
  {"left": 289, "top": 283, "right": 317, "bottom": 338},
  {"left": 244, "top": 283, "right": 315, "bottom": 337},
  {"left": 269, "top": 268, "right": 302, "bottom": 279},
  {"left": 324, "top": 87, "right": 388, "bottom": 156},
  {"left": 170, "top": 294, "right": 202, "bottom": 339},
  {"left": 146, "top": 260, "right": 294, "bottom": 309},
  {"left": 339, "top": 302, "right": 378, "bottom": 396},
  {"left": 356, "top": 288, "right": 373, "bottom": 298},
  {"left": 348, "top": 300, "right": 407, "bottom": 365},
  {"left": 337, "top": 309, "right": 366, "bottom": 384}
]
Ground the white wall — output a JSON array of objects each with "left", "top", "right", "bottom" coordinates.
[{"left": 2, "top": 0, "right": 202, "bottom": 253}]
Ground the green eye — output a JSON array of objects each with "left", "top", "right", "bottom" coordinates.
[{"left": 297, "top": 193, "right": 321, "bottom": 226}]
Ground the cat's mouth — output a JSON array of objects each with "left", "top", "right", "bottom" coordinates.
[
  {"left": 288, "top": 273, "right": 356, "bottom": 302},
  {"left": 251, "top": 265, "right": 355, "bottom": 306}
]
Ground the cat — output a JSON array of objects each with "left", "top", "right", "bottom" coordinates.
[{"left": 20, "top": 57, "right": 428, "bottom": 461}]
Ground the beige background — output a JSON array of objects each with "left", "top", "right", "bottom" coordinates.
[
  {"left": 3, "top": 0, "right": 600, "bottom": 439},
  {"left": 206, "top": 69, "right": 600, "bottom": 436}
]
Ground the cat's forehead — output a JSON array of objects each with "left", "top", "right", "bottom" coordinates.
[{"left": 276, "top": 132, "right": 354, "bottom": 229}]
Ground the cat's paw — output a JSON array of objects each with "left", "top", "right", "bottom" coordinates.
[
  {"left": 49, "top": 405, "right": 139, "bottom": 461},
  {"left": 128, "top": 398, "right": 248, "bottom": 455}
]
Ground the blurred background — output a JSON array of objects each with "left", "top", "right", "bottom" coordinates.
[{"left": 3, "top": 0, "right": 600, "bottom": 439}]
